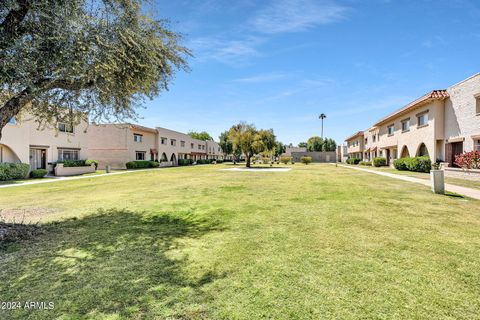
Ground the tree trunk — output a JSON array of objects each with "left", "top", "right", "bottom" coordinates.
[
  {"left": 0, "top": 89, "right": 33, "bottom": 139},
  {"left": 246, "top": 155, "right": 251, "bottom": 168}
]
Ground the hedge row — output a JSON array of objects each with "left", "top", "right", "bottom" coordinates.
[
  {"left": 393, "top": 156, "right": 431, "bottom": 173},
  {"left": 373, "top": 157, "right": 387, "bottom": 167},
  {"left": 0, "top": 163, "right": 30, "bottom": 181},
  {"left": 359, "top": 161, "right": 372, "bottom": 166},
  {"left": 346, "top": 158, "right": 361, "bottom": 165},
  {"left": 30, "top": 169, "right": 48, "bottom": 179},
  {"left": 126, "top": 161, "right": 160, "bottom": 169}
]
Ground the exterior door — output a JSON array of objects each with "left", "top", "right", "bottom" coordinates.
[
  {"left": 447, "top": 142, "right": 463, "bottom": 167},
  {"left": 29, "top": 148, "right": 46, "bottom": 170}
]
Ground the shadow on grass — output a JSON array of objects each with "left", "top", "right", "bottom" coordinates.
[
  {"left": 0, "top": 208, "right": 225, "bottom": 319},
  {"left": 444, "top": 191, "right": 465, "bottom": 199}
]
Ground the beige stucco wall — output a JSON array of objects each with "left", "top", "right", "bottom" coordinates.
[
  {"left": 156, "top": 127, "right": 209, "bottom": 162},
  {"left": 445, "top": 73, "right": 480, "bottom": 152},
  {"left": 0, "top": 115, "right": 89, "bottom": 169},
  {"left": 346, "top": 135, "right": 364, "bottom": 157},
  {"left": 377, "top": 101, "right": 444, "bottom": 160}
]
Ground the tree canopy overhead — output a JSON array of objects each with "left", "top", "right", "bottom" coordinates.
[
  {"left": 187, "top": 131, "right": 213, "bottom": 141},
  {"left": 0, "top": 0, "right": 191, "bottom": 137}
]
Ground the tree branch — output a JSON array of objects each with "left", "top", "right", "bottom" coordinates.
[{"left": 0, "top": 0, "right": 31, "bottom": 50}]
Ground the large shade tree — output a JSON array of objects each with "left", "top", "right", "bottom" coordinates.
[
  {"left": 187, "top": 131, "right": 213, "bottom": 141},
  {"left": 0, "top": 0, "right": 190, "bottom": 137},
  {"left": 228, "top": 122, "right": 276, "bottom": 168}
]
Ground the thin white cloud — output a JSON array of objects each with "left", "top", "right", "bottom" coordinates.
[
  {"left": 422, "top": 35, "right": 447, "bottom": 48},
  {"left": 251, "top": 0, "right": 349, "bottom": 34},
  {"left": 233, "top": 72, "right": 289, "bottom": 83},
  {"left": 188, "top": 36, "right": 264, "bottom": 65}
]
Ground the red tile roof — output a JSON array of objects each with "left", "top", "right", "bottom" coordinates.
[{"left": 374, "top": 90, "right": 449, "bottom": 126}]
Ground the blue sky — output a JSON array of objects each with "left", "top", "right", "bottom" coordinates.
[{"left": 138, "top": 0, "right": 480, "bottom": 145}]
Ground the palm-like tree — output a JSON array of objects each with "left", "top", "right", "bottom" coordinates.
[{"left": 319, "top": 113, "right": 327, "bottom": 139}]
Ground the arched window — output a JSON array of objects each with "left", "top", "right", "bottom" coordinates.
[
  {"left": 400, "top": 146, "right": 410, "bottom": 158},
  {"left": 417, "top": 143, "right": 429, "bottom": 157}
]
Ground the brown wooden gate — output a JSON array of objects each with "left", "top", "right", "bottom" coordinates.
[{"left": 446, "top": 142, "right": 463, "bottom": 167}]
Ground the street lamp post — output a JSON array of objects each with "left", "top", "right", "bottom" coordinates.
[{"left": 319, "top": 113, "right": 327, "bottom": 139}]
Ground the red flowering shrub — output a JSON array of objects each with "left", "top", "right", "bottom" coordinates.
[{"left": 454, "top": 151, "right": 480, "bottom": 169}]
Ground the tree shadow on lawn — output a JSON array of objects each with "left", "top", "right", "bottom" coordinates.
[{"left": 0, "top": 208, "right": 226, "bottom": 319}]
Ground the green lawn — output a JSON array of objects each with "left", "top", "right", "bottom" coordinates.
[
  {"left": 347, "top": 164, "right": 480, "bottom": 190},
  {"left": 1, "top": 164, "right": 480, "bottom": 319}
]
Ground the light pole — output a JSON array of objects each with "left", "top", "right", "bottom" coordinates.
[{"left": 319, "top": 113, "right": 327, "bottom": 139}]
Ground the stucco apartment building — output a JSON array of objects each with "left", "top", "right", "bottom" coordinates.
[
  {"left": 0, "top": 115, "right": 89, "bottom": 172},
  {"left": 345, "top": 73, "right": 480, "bottom": 166},
  {"left": 88, "top": 124, "right": 223, "bottom": 169}
]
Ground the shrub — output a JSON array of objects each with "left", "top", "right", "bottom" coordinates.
[
  {"left": 30, "top": 169, "right": 48, "bottom": 179},
  {"left": 359, "top": 161, "right": 372, "bottom": 166},
  {"left": 346, "top": 158, "right": 361, "bottom": 165},
  {"left": 406, "top": 156, "right": 431, "bottom": 173},
  {"left": 455, "top": 151, "right": 480, "bottom": 169},
  {"left": 216, "top": 159, "right": 224, "bottom": 164},
  {"left": 373, "top": 157, "right": 387, "bottom": 167},
  {"left": 280, "top": 156, "right": 291, "bottom": 164},
  {"left": 261, "top": 157, "right": 271, "bottom": 164},
  {"left": 0, "top": 163, "right": 30, "bottom": 181},
  {"left": 178, "top": 159, "right": 194, "bottom": 166},
  {"left": 393, "top": 158, "right": 408, "bottom": 170},
  {"left": 61, "top": 160, "right": 88, "bottom": 167},
  {"left": 126, "top": 161, "right": 159, "bottom": 169},
  {"left": 300, "top": 156, "right": 312, "bottom": 165},
  {"left": 85, "top": 159, "right": 99, "bottom": 170}
]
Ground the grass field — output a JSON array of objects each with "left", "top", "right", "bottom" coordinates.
[{"left": 1, "top": 164, "right": 480, "bottom": 319}]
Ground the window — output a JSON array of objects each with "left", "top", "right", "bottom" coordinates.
[
  {"left": 476, "top": 94, "right": 480, "bottom": 114},
  {"left": 136, "top": 151, "right": 146, "bottom": 160},
  {"left": 181, "top": 141, "right": 185, "bottom": 148},
  {"left": 171, "top": 139, "right": 176, "bottom": 146},
  {"left": 475, "top": 139, "right": 480, "bottom": 151},
  {"left": 133, "top": 134, "right": 143, "bottom": 142},
  {"left": 401, "top": 118, "right": 410, "bottom": 132},
  {"left": 387, "top": 125, "right": 394, "bottom": 136},
  {"left": 373, "top": 135, "right": 376, "bottom": 143},
  {"left": 191, "top": 143, "right": 194, "bottom": 149},
  {"left": 198, "top": 144, "right": 202, "bottom": 150},
  {"left": 161, "top": 137, "right": 167, "bottom": 145},
  {"left": 377, "top": 134, "right": 380, "bottom": 142},
  {"left": 58, "top": 122, "right": 74, "bottom": 133},
  {"left": 365, "top": 138, "right": 368, "bottom": 145},
  {"left": 202, "top": 145, "right": 205, "bottom": 150},
  {"left": 417, "top": 112, "right": 428, "bottom": 127},
  {"left": 8, "top": 117, "right": 16, "bottom": 125},
  {"left": 58, "top": 149, "right": 79, "bottom": 161}
]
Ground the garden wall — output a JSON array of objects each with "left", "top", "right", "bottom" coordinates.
[
  {"left": 55, "top": 164, "right": 96, "bottom": 176},
  {"left": 443, "top": 167, "right": 480, "bottom": 181},
  {"left": 291, "top": 152, "right": 337, "bottom": 163}
]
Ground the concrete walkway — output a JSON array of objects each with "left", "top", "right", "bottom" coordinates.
[
  {"left": 0, "top": 168, "right": 158, "bottom": 189},
  {"left": 337, "top": 164, "right": 480, "bottom": 200}
]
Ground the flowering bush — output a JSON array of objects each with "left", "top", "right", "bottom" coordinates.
[{"left": 455, "top": 151, "right": 480, "bottom": 169}]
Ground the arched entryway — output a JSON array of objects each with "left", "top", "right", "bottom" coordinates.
[
  {"left": 170, "top": 153, "right": 177, "bottom": 166},
  {"left": 416, "top": 143, "right": 429, "bottom": 157},
  {"left": 0, "top": 143, "right": 21, "bottom": 163},
  {"left": 160, "top": 152, "right": 168, "bottom": 162},
  {"left": 400, "top": 146, "right": 410, "bottom": 158}
]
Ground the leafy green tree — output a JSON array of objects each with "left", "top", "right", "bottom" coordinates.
[
  {"left": 322, "top": 138, "right": 337, "bottom": 152},
  {"left": 298, "top": 142, "right": 308, "bottom": 148},
  {"left": 187, "top": 131, "right": 213, "bottom": 141},
  {"left": 0, "top": 0, "right": 190, "bottom": 137},
  {"left": 219, "top": 131, "right": 233, "bottom": 156},
  {"left": 275, "top": 142, "right": 286, "bottom": 157},
  {"left": 228, "top": 122, "right": 276, "bottom": 168},
  {"left": 307, "top": 136, "right": 323, "bottom": 152}
]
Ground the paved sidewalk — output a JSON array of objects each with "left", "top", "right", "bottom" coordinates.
[
  {"left": 337, "top": 164, "right": 480, "bottom": 200},
  {"left": 0, "top": 168, "right": 159, "bottom": 189}
]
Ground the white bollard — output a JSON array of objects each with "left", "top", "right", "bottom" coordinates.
[{"left": 430, "top": 169, "right": 445, "bottom": 194}]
